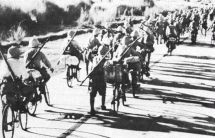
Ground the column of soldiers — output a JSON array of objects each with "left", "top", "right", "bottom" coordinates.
[
  {"left": 85, "top": 19, "right": 156, "bottom": 115},
  {"left": 1, "top": 6, "right": 214, "bottom": 116},
  {"left": 150, "top": 6, "right": 215, "bottom": 49},
  {"left": 86, "top": 6, "right": 215, "bottom": 115}
]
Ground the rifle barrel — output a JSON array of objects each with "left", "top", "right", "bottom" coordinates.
[
  {"left": 26, "top": 37, "right": 50, "bottom": 68},
  {"left": 79, "top": 47, "right": 113, "bottom": 86},
  {"left": 0, "top": 45, "right": 16, "bottom": 82}
]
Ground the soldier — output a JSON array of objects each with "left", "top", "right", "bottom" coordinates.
[
  {"left": 59, "top": 30, "right": 83, "bottom": 76},
  {"left": 166, "top": 20, "right": 177, "bottom": 51},
  {"left": 112, "top": 26, "right": 124, "bottom": 52},
  {"left": 155, "top": 16, "right": 164, "bottom": 44},
  {"left": 62, "top": 30, "right": 83, "bottom": 63},
  {"left": 89, "top": 44, "right": 109, "bottom": 116},
  {"left": 0, "top": 44, "right": 35, "bottom": 111},
  {"left": 24, "top": 37, "right": 54, "bottom": 100},
  {"left": 208, "top": 20, "right": 215, "bottom": 39},
  {"left": 124, "top": 20, "right": 133, "bottom": 35},
  {"left": 130, "top": 30, "right": 145, "bottom": 69},
  {"left": 98, "top": 29, "right": 106, "bottom": 44},
  {"left": 87, "top": 28, "right": 101, "bottom": 50},
  {"left": 84, "top": 28, "right": 101, "bottom": 74}
]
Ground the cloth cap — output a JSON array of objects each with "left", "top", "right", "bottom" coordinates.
[
  {"left": 98, "top": 45, "right": 109, "bottom": 56},
  {"left": 121, "top": 36, "right": 131, "bottom": 46},
  {"left": 130, "top": 30, "right": 139, "bottom": 37},
  {"left": 93, "top": 28, "right": 100, "bottom": 36},
  {"left": 28, "top": 37, "right": 41, "bottom": 48},
  {"left": 124, "top": 21, "right": 130, "bottom": 28},
  {"left": 117, "top": 26, "right": 123, "bottom": 32},
  {"left": 103, "top": 37, "right": 112, "bottom": 46},
  {"left": 7, "top": 46, "right": 21, "bottom": 58},
  {"left": 104, "top": 23, "right": 110, "bottom": 28},
  {"left": 68, "top": 30, "right": 75, "bottom": 38}
]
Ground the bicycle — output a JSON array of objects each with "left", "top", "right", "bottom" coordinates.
[
  {"left": 24, "top": 69, "right": 51, "bottom": 116},
  {"left": 127, "top": 63, "right": 140, "bottom": 98},
  {"left": 167, "top": 36, "right": 177, "bottom": 55},
  {"left": 27, "top": 84, "right": 50, "bottom": 115},
  {"left": 112, "top": 82, "right": 126, "bottom": 112},
  {"left": 104, "top": 61, "right": 126, "bottom": 112},
  {"left": 66, "top": 64, "right": 81, "bottom": 88},
  {"left": 1, "top": 93, "right": 28, "bottom": 138}
]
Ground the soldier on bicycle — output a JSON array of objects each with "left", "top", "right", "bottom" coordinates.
[
  {"left": 59, "top": 30, "right": 83, "bottom": 76},
  {"left": 0, "top": 44, "right": 35, "bottom": 111},
  {"left": 24, "top": 37, "right": 54, "bottom": 100}
]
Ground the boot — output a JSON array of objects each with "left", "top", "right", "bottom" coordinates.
[
  {"left": 90, "top": 96, "right": 95, "bottom": 116},
  {"left": 101, "top": 96, "right": 106, "bottom": 110}
]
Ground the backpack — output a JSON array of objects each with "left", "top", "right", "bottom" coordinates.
[
  {"left": 92, "top": 56, "right": 106, "bottom": 73},
  {"left": 64, "top": 42, "right": 82, "bottom": 60}
]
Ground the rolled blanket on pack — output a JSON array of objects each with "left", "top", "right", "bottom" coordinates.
[
  {"left": 58, "top": 55, "right": 79, "bottom": 66},
  {"left": 23, "top": 69, "right": 42, "bottom": 87},
  {"left": 124, "top": 56, "right": 141, "bottom": 71},
  {"left": 123, "top": 56, "right": 140, "bottom": 64}
]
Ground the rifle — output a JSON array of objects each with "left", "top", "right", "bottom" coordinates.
[
  {"left": 140, "top": 22, "right": 156, "bottom": 36},
  {"left": 116, "top": 36, "right": 143, "bottom": 63},
  {"left": 94, "top": 24, "right": 117, "bottom": 36},
  {"left": 26, "top": 37, "right": 50, "bottom": 68},
  {"left": 56, "top": 29, "right": 80, "bottom": 65},
  {"left": 79, "top": 46, "right": 113, "bottom": 86},
  {"left": 0, "top": 44, "right": 20, "bottom": 85}
]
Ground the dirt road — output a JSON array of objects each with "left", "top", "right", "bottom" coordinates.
[{"left": 1, "top": 30, "right": 215, "bottom": 138}]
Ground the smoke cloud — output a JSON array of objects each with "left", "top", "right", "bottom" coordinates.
[
  {"left": 0, "top": 0, "right": 46, "bottom": 13},
  {"left": 0, "top": 0, "right": 91, "bottom": 13}
]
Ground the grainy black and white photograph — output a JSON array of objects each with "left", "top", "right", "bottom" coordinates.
[{"left": 0, "top": 0, "right": 215, "bottom": 137}]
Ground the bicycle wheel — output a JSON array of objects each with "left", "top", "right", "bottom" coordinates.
[
  {"left": 76, "top": 68, "right": 80, "bottom": 82},
  {"left": 211, "top": 35, "right": 215, "bottom": 45},
  {"left": 44, "top": 85, "right": 51, "bottom": 106},
  {"left": 112, "top": 89, "right": 117, "bottom": 112},
  {"left": 19, "top": 110, "right": 28, "bottom": 130},
  {"left": 116, "top": 88, "right": 120, "bottom": 112},
  {"left": 2, "top": 105, "right": 15, "bottom": 138},
  {"left": 131, "top": 71, "right": 138, "bottom": 98},
  {"left": 67, "top": 66, "right": 73, "bottom": 87},
  {"left": 121, "top": 88, "right": 126, "bottom": 106},
  {"left": 112, "top": 84, "right": 120, "bottom": 112},
  {"left": 27, "top": 95, "right": 37, "bottom": 115}
]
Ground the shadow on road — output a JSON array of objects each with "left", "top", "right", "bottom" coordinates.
[
  {"left": 90, "top": 109, "right": 215, "bottom": 136},
  {"left": 182, "top": 41, "right": 214, "bottom": 48}
]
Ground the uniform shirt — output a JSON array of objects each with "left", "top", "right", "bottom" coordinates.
[
  {"left": 87, "top": 36, "right": 101, "bottom": 49},
  {"left": 113, "top": 33, "right": 123, "bottom": 46},
  {"left": 155, "top": 20, "right": 164, "bottom": 34},
  {"left": 0, "top": 58, "right": 27, "bottom": 80},
  {"left": 91, "top": 55, "right": 106, "bottom": 83},
  {"left": 24, "top": 48, "right": 52, "bottom": 69},
  {"left": 210, "top": 23, "right": 215, "bottom": 32},
  {"left": 98, "top": 34, "right": 105, "bottom": 44},
  {"left": 166, "top": 25, "right": 177, "bottom": 37},
  {"left": 133, "top": 39, "right": 146, "bottom": 50},
  {"left": 58, "top": 55, "right": 79, "bottom": 66},
  {"left": 63, "top": 39, "right": 82, "bottom": 52},
  {"left": 102, "top": 34, "right": 113, "bottom": 46},
  {"left": 163, "top": 21, "right": 169, "bottom": 32}
]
